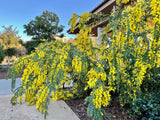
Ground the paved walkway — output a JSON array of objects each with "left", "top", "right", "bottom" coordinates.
[
  {"left": 0, "top": 78, "right": 21, "bottom": 95},
  {"left": 0, "top": 79, "right": 79, "bottom": 120}
]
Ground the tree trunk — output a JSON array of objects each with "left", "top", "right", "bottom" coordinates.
[{"left": 8, "top": 56, "right": 10, "bottom": 66}]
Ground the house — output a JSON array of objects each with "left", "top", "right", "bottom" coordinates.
[
  {"left": 67, "top": 0, "right": 117, "bottom": 44},
  {"left": 67, "top": 0, "right": 155, "bottom": 46},
  {"left": 67, "top": 39, "right": 77, "bottom": 45},
  {"left": 68, "top": 0, "right": 156, "bottom": 43},
  {"left": 53, "top": 35, "right": 68, "bottom": 43}
]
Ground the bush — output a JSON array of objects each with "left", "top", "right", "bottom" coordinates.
[
  {"left": 6, "top": 0, "right": 160, "bottom": 120},
  {"left": 23, "top": 40, "right": 44, "bottom": 54},
  {"left": 4, "top": 48, "right": 18, "bottom": 57},
  {"left": 0, "top": 44, "right": 5, "bottom": 63},
  {"left": 131, "top": 92, "right": 160, "bottom": 120},
  {"left": 141, "top": 67, "right": 160, "bottom": 93}
]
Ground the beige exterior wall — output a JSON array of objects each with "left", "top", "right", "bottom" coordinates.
[{"left": 54, "top": 36, "right": 68, "bottom": 43}]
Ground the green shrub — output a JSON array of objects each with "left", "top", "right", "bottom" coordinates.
[
  {"left": 130, "top": 92, "right": 160, "bottom": 120},
  {"left": 142, "top": 67, "right": 160, "bottom": 93},
  {"left": 23, "top": 40, "right": 44, "bottom": 54},
  {"left": 4, "top": 48, "right": 18, "bottom": 57},
  {"left": 0, "top": 44, "right": 5, "bottom": 63}
]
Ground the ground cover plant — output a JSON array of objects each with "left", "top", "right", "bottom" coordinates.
[{"left": 6, "top": 0, "right": 160, "bottom": 119}]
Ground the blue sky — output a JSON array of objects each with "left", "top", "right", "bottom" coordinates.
[{"left": 0, "top": 0, "right": 103, "bottom": 41}]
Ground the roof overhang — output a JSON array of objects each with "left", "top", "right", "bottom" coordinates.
[{"left": 67, "top": 0, "right": 116, "bottom": 36}]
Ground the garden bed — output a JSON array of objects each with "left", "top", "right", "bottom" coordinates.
[
  {"left": 0, "top": 65, "right": 22, "bottom": 79},
  {"left": 65, "top": 96, "right": 136, "bottom": 120},
  {"left": 0, "top": 65, "right": 9, "bottom": 79}
]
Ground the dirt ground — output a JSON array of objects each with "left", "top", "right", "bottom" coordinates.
[
  {"left": 0, "top": 71, "right": 8, "bottom": 79},
  {"left": 0, "top": 65, "right": 22, "bottom": 79},
  {"left": 0, "top": 65, "right": 9, "bottom": 79},
  {"left": 65, "top": 96, "right": 137, "bottom": 120}
]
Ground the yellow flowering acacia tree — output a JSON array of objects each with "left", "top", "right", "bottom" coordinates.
[
  {"left": 6, "top": 0, "right": 160, "bottom": 119},
  {"left": 70, "top": 0, "right": 160, "bottom": 119},
  {"left": 6, "top": 40, "right": 91, "bottom": 117}
]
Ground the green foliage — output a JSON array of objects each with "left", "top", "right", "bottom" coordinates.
[
  {"left": 131, "top": 67, "right": 160, "bottom": 119},
  {"left": 23, "top": 40, "right": 44, "bottom": 54},
  {"left": 0, "top": 44, "right": 5, "bottom": 63},
  {"left": 4, "top": 48, "right": 18, "bottom": 57},
  {"left": 24, "top": 11, "right": 64, "bottom": 41},
  {"left": 18, "top": 39, "right": 24, "bottom": 45},
  {"left": 142, "top": 67, "right": 160, "bottom": 93},
  {"left": 130, "top": 92, "right": 160, "bottom": 120}
]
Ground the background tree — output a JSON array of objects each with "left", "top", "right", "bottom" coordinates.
[
  {"left": 18, "top": 39, "right": 24, "bottom": 45},
  {"left": 0, "top": 25, "right": 22, "bottom": 64},
  {"left": 4, "top": 48, "right": 18, "bottom": 64},
  {"left": 0, "top": 44, "right": 5, "bottom": 63},
  {"left": 24, "top": 11, "right": 64, "bottom": 41},
  {"left": 0, "top": 25, "right": 21, "bottom": 49},
  {"left": 23, "top": 40, "right": 44, "bottom": 54}
]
